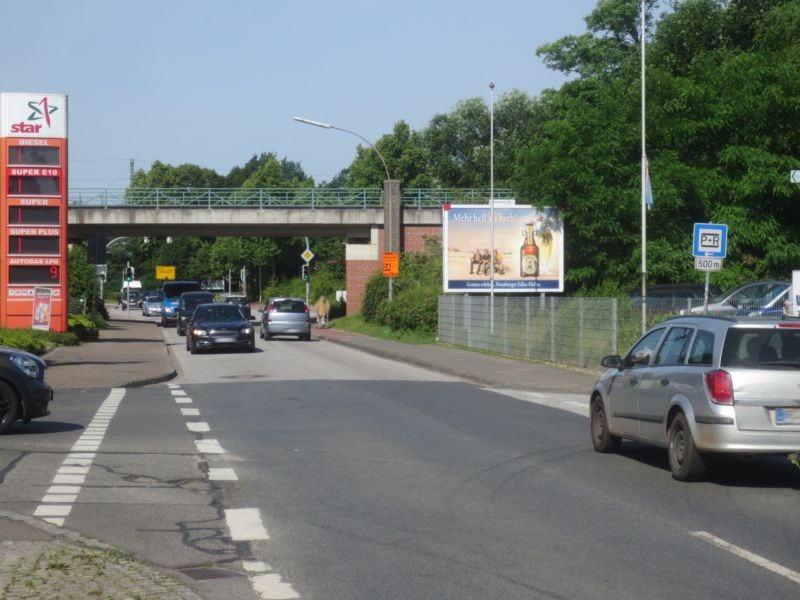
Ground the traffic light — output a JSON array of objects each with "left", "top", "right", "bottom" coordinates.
[
  {"left": 125, "top": 266, "right": 135, "bottom": 281},
  {"left": 301, "top": 264, "right": 310, "bottom": 282}
]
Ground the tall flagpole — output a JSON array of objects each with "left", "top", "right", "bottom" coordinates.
[
  {"left": 489, "top": 82, "right": 495, "bottom": 335},
  {"left": 640, "top": 0, "right": 648, "bottom": 334}
]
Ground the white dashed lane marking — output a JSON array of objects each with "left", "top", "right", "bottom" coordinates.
[
  {"left": 33, "top": 388, "right": 126, "bottom": 526},
  {"left": 175, "top": 385, "right": 300, "bottom": 598}
]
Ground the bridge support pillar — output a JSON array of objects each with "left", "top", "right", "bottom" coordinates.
[{"left": 345, "top": 227, "right": 382, "bottom": 315}]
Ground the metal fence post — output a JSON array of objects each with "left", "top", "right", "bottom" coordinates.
[
  {"left": 504, "top": 297, "right": 509, "bottom": 355},
  {"left": 550, "top": 297, "right": 556, "bottom": 362},
  {"left": 612, "top": 298, "right": 618, "bottom": 356},
  {"left": 525, "top": 296, "right": 531, "bottom": 359},
  {"left": 579, "top": 297, "right": 585, "bottom": 368}
]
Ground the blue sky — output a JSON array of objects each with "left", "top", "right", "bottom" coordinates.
[{"left": 2, "top": 0, "right": 599, "bottom": 188}]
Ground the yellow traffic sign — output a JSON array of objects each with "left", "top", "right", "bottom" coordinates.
[{"left": 156, "top": 266, "right": 175, "bottom": 280}]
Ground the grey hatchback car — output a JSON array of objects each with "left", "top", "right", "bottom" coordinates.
[
  {"left": 591, "top": 316, "right": 800, "bottom": 481},
  {"left": 260, "top": 297, "right": 311, "bottom": 340}
]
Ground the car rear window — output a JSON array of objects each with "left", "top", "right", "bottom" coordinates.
[
  {"left": 272, "top": 300, "right": 306, "bottom": 313},
  {"left": 195, "top": 305, "right": 243, "bottom": 321},
  {"left": 721, "top": 328, "right": 800, "bottom": 368},
  {"left": 182, "top": 295, "right": 214, "bottom": 310}
]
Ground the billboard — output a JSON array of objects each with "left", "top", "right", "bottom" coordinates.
[{"left": 443, "top": 204, "right": 564, "bottom": 293}]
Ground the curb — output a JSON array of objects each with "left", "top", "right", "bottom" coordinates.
[{"left": 0, "top": 510, "right": 205, "bottom": 600}]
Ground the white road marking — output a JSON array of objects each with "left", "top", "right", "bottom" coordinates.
[
  {"left": 692, "top": 531, "right": 800, "bottom": 585},
  {"left": 485, "top": 388, "right": 589, "bottom": 418},
  {"left": 47, "top": 485, "right": 81, "bottom": 495},
  {"left": 195, "top": 439, "right": 226, "bottom": 454},
  {"left": 181, "top": 408, "right": 200, "bottom": 416},
  {"left": 250, "top": 573, "right": 300, "bottom": 599},
  {"left": 224, "top": 508, "right": 269, "bottom": 541},
  {"left": 42, "top": 494, "right": 78, "bottom": 503},
  {"left": 34, "top": 505, "right": 72, "bottom": 517},
  {"left": 208, "top": 468, "right": 238, "bottom": 481},
  {"left": 186, "top": 421, "right": 210, "bottom": 433},
  {"left": 175, "top": 397, "right": 193, "bottom": 404},
  {"left": 57, "top": 466, "right": 90, "bottom": 475},
  {"left": 34, "top": 388, "right": 126, "bottom": 527},
  {"left": 52, "top": 474, "right": 86, "bottom": 485},
  {"left": 171, "top": 390, "right": 187, "bottom": 396},
  {"left": 243, "top": 561, "right": 270, "bottom": 573}
]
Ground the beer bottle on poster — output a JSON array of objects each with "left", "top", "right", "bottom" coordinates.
[{"left": 520, "top": 221, "right": 539, "bottom": 277}]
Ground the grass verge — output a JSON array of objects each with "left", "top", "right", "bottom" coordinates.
[{"left": 329, "top": 314, "right": 436, "bottom": 345}]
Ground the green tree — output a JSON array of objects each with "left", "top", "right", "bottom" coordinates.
[
  {"left": 130, "top": 160, "right": 224, "bottom": 188},
  {"left": 348, "top": 121, "right": 432, "bottom": 187}
]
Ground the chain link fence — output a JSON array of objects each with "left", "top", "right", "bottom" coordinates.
[{"left": 438, "top": 295, "right": 647, "bottom": 369}]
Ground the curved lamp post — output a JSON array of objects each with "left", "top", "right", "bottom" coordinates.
[{"left": 294, "top": 116, "right": 398, "bottom": 301}]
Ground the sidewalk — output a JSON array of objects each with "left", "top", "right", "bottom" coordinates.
[
  {"left": 44, "top": 318, "right": 176, "bottom": 390},
  {"left": 1, "top": 316, "right": 598, "bottom": 598}
]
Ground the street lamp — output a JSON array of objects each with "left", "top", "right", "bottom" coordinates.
[
  {"left": 294, "top": 116, "right": 399, "bottom": 301},
  {"left": 293, "top": 117, "right": 391, "bottom": 182}
]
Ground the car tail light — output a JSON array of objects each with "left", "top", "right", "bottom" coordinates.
[
  {"left": 778, "top": 322, "right": 800, "bottom": 328},
  {"left": 704, "top": 369, "right": 734, "bottom": 405}
]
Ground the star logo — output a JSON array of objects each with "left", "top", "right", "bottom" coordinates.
[{"left": 26, "top": 97, "right": 58, "bottom": 128}]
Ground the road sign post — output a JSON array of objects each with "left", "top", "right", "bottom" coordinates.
[{"left": 693, "top": 223, "right": 728, "bottom": 313}]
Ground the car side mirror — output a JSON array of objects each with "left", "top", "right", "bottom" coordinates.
[{"left": 600, "top": 355, "right": 622, "bottom": 369}]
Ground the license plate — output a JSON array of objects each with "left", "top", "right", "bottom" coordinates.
[
  {"left": 775, "top": 408, "right": 800, "bottom": 425},
  {"left": 215, "top": 337, "right": 236, "bottom": 343}
]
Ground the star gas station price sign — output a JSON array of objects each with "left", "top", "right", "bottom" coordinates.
[{"left": 0, "top": 93, "right": 69, "bottom": 331}]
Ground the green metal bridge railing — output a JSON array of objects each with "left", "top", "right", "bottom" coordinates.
[{"left": 68, "top": 188, "right": 513, "bottom": 209}]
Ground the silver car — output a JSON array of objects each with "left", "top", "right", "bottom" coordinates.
[
  {"left": 684, "top": 280, "right": 789, "bottom": 316},
  {"left": 141, "top": 291, "right": 163, "bottom": 317},
  {"left": 260, "top": 297, "right": 311, "bottom": 340},
  {"left": 590, "top": 316, "right": 800, "bottom": 481}
]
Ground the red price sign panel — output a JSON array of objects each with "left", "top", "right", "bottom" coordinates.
[{"left": 383, "top": 252, "right": 399, "bottom": 278}]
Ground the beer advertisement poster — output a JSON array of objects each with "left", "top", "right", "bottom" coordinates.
[{"left": 442, "top": 205, "right": 564, "bottom": 293}]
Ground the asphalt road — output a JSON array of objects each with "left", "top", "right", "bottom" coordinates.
[{"left": 2, "top": 312, "right": 800, "bottom": 599}]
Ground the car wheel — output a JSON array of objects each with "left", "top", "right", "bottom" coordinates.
[
  {"left": 186, "top": 337, "right": 190, "bottom": 351},
  {"left": 263, "top": 329, "right": 270, "bottom": 340},
  {"left": 0, "top": 381, "right": 20, "bottom": 435},
  {"left": 590, "top": 397, "right": 621, "bottom": 452},
  {"left": 668, "top": 413, "right": 706, "bottom": 481},
  {"left": 190, "top": 341, "right": 198, "bottom": 355}
]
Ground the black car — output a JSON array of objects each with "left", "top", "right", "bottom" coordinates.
[
  {"left": 224, "top": 295, "right": 252, "bottom": 320},
  {"left": 186, "top": 303, "right": 255, "bottom": 354},
  {"left": 119, "top": 289, "right": 143, "bottom": 310},
  {"left": 0, "top": 347, "right": 52, "bottom": 434},
  {"left": 176, "top": 291, "right": 216, "bottom": 336}
]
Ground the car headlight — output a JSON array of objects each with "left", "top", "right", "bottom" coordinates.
[
  {"left": 192, "top": 328, "right": 208, "bottom": 337},
  {"left": 242, "top": 327, "right": 253, "bottom": 335},
  {"left": 164, "top": 306, "right": 174, "bottom": 314},
  {"left": 11, "top": 354, "right": 41, "bottom": 378}
]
